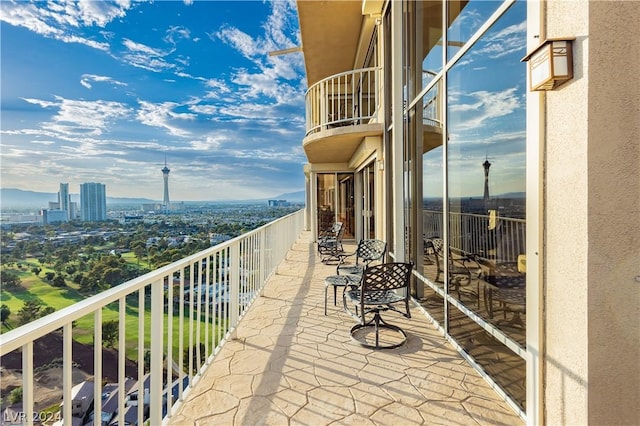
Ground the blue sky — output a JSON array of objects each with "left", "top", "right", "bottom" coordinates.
[{"left": 1, "top": 0, "right": 306, "bottom": 201}]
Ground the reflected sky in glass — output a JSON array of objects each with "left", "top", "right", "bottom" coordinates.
[{"left": 424, "top": 1, "right": 526, "bottom": 199}]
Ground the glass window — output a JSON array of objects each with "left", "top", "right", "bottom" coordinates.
[
  {"left": 316, "top": 174, "right": 335, "bottom": 235},
  {"left": 408, "top": 0, "right": 527, "bottom": 411},
  {"left": 419, "top": 1, "right": 444, "bottom": 93},
  {"left": 447, "top": 0, "right": 503, "bottom": 60},
  {"left": 446, "top": 0, "right": 527, "bottom": 409},
  {"left": 316, "top": 173, "right": 355, "bottom": 240},
  {"left": 337, "top": 173, "right": 355, "bottom": 239}
]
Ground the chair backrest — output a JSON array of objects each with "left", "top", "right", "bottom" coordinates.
[
  {"left": 320, "top": 221, "right": 343, "bottom": 240},
  {"left": 356, "top": 239, "right": 387, "bottom": 265},
  {"left": 360, "top": 262, "right": 413, "bottom": 299},
  {"left": 425, "top": 237, "right": 444, "bottom": 256},
  {"left": 332, "top": 221, "right": 343, "bottom": 235}
]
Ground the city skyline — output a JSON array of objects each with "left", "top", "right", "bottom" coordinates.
[{"left": 0, "top": 1, "right": 306, "bottom": 201}]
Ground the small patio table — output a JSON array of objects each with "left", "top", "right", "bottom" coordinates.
[{"left": 324, "top": 274, "right": 360, "bottom": 315}]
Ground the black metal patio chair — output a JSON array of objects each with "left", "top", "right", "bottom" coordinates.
[
  {"left": 336, "top": 238, "right": 386, "bottom": 277},
  {"left": 424, "top": 237, "right": 481, "bottom": 303},
  {"left": 317, "top": 222, "right": 344, "bottom": 263},
  {"left": 343, "top": 262, "right": 414, "bottom": 349}
]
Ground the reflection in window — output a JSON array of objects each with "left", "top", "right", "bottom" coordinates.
[
  {"left": 412, "top": 0, "right": 528, "bottom": 412},
  {"left": 447, "top": 0, "right": 502, "bottom": 60},
  {"left": 447, "top": 0, "right": 527, "bottom": 409}
]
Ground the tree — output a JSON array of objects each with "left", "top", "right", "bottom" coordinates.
[
  {"left": 31, "top": 266, "right": 41, "bottom": 276},
  {"left": 132, "top": 242, "right": 146, "bottom": 266},
  {"left": 8, "top": 387, "right": 22, "bottom": 404},
  {"left": 1, "top": 304, "right": 11, "bottom": 325},
  {"left": 102, "top": 320, "right": 119, "bottom": 348},
  {"left": 39, "top": 306, "right": 56, "bottom": 317},
  {"left": 44, "top": 271, "right": 55, "bottom": 281},
  {"left": 102, "top": 267, "right": 124, "bottom": 287},
  {"left": 52, "top": 275, "right": 66, "bottom": 287},
  {"left": 1, "top": 270, "right": 21, "bottom": 288},
  {"left": 73, "top": 273, "right": 84, "bottom": 284},
  {"left": 17, "top": 300, "right": 44, "bottom": 325},
  {"left": 183, "top": 343, "right": 206, "bottom": 374}
]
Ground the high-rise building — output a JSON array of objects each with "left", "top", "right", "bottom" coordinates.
[
  {"left": 296, "top": 1, "right": 639, "bottom": 423},
  {"left": 161, "top": 160, "right": 171, "bottom": 211},
  {"left": 59, "top": 183, "right": 70, "bottom": 220},
  {"left": 80, "top": 182, "right": 106, "bottom": 222}
]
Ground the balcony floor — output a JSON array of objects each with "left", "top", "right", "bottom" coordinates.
[{"left": 170, "top": 232, "right": 523, "bottom": 425}]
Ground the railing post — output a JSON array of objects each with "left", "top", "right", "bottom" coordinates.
[
  {"left": 22, "top": 342, "right": 34, "bottom": 426},
  {"left": 93, "top": 310, "right": 103, "bottom": 426},
  {"left": 259, "top": 229, "right": 266, "bottom": 296},
  {"left": 149, "top": 279, "right": 164, "bottom": 426},
  {"left": 319, "top": 83, "right": 326, "bottom": 131},
  {"left": 63, "top": 323, "right": 72, "bottom": 424},
  {"left": 229, "top": 241, "right": 240, "bottom": 337}
]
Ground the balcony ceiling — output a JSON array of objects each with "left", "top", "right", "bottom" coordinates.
[
  {"left": 296, "top": 1, "right": 364, "bottom": 87},
  {"left": 303, "top": 123, "right": 382, "bottom": 164}
]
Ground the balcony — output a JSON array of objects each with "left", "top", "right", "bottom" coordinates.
[
  {"left": 0, "top": 210, "right": 522, "bottom": 425},
  {"left": 303, "top": 68, "right": 384, "bottom": 164}
]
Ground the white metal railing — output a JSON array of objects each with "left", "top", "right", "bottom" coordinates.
[
  {"left": 0, "top": 209, "right": 305, "bottom": 426},
  {"left": 305, "top": 67, "right": 380, "bottom": 135},
  {"left": 423, "top": 209, "right": 526, "bottom": 263},
  {"left": 422, "top": 72, "right": 442, "bottom": 128}
]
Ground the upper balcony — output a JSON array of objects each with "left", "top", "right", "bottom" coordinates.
[
  {"left": 0, "top": 210, "right": 523, "bottom": 425},
  {"left": 302, "top": 67, "right": 445, "bottom": 164},
  {"left": 303, "top": 67, "right": 384, "bottom": 164}
]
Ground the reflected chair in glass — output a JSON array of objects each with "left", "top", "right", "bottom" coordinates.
[
  {"left": 343, "top": 262, "right": 414, "bottom": 349},
  {"left": 336, "top": 238, "right": 387, "bottom": 278},
  {"left": 424, "top": 237, "right": 481, "bottom": 303},
  {"left": 317, "top": 222, "right": 344, "bottom": 263}
]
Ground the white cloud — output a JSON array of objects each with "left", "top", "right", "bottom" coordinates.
[
  {"left": 449, "top": 87, "right": 521, "bottom": 130},
  {"left": 136, "top": 101, "right": 196, "bottom": 137},
  {"left": 213, "top": 25, "right": 262, "bottom": 59},
  {"left": 123, "top": 38, "right": 166, "bottom": 56},
  {"left": 0, "top": 0, "right": 134, "bottom": 51},
  {"left": 80, "top": 74, "right": 128, "bottom": 89},
  {"left": 210, "top": 0, "right": 303, "bottom": 106},
  {"left": 22, "top": 96, "right": 131, "bottom": 136}
]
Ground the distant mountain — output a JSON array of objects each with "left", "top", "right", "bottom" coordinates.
[
  {"left": 0, "top": 188, "right": 155, "bottom": 210},
  {"left": 269, "top": 190, "right": 305, "bottom": 202}
]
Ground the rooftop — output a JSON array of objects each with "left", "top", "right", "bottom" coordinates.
[{"left": 170, "top": 232, "right": 523, "bottom": 425}]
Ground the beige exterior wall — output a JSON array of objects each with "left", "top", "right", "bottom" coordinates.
[{"left": 544, "top": 1, "right": 640, "bottom": 424}]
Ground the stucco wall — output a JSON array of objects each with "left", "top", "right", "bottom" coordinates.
[
  {"left": 545, "top": 1, "right": 640, "bottom": 424},
  {"left": 586, "top": 1, "right": 640, "bottom": 424},
  {"left": 544, "top": 1, "right": 590, "bottom": 424}
]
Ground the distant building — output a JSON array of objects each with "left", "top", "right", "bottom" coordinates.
[
  {"left": 69, "top": 201, "right": 78, "bottom": 220},
  {"left": 42, "top": 209, "right": 68, "bottom": 224},
  {"left": 268, "top": 199, "right": 288, "bottom": 207},
  {"left": 142, "top": 203, "right": 163, "bottom": 212},
  {"left": 80, "top": 182, "right": 107, "bottom": 222},
  {"left": 59, "top": 380, "right": 93, "bottom": 420},
  {"left": 0, "top": 214, "right": 42, "bottom": 228},
  {"left": 59, "top": 182, "right": 71, "bottom": 220}
]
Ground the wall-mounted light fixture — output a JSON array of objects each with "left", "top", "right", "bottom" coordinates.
[{"left": 522, "top": 38, "right": 575, "bottom": 91}]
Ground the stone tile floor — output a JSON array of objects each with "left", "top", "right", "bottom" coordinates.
[{"left": 170, "top": 232, "right": 523, "bottom": 425}]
